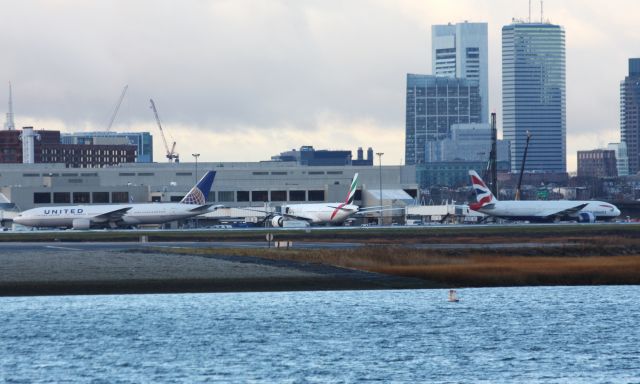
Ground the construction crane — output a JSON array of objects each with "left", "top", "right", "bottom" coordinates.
[
  {"left": 107, "top": 85, "right": 128, "bottom": 131},
  {"left": 149, "top": 98, "right": 179, "bottom": 163}
]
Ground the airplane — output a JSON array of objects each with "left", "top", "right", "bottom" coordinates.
[
  {"left": 13, "top": 171, "right": 223, "bottom": 229},
  {"left": 250, "top": 173, "right": 386, "bottom": 227},
  {"left": 468, "top": 170, "right": 620, "bottom": 223}
]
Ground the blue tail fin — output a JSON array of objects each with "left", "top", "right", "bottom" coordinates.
[{"left": 180, "top": 171, "right": 216, "bottom": 204}]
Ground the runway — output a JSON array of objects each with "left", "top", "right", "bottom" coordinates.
[{"left": 0, "top": 240, "right": 570, "bottom": 253}]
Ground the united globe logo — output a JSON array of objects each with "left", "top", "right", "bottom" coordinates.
[{"left": 182, "top": 188, "right": 205, "bottom": 205}]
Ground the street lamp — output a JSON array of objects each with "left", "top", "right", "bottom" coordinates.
[
  {"left": 192, "top": 153, "right": 200, "bottom": 185},
  {"left": 376, "top": 152, "right": 384, "bottom": 226}
]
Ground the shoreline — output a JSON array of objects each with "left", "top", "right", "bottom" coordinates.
[{"left": 0, "top": 249, "right": 434, "bottom": 297}]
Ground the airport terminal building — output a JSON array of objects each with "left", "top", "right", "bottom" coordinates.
[{"left": 0, "top": 162, "right": 419, "bottom": 226}]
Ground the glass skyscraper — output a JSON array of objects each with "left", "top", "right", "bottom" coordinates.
[
  {"left": 621, "top": 58, "right": 640, "bottom": 174},
  {"left": 502, "top": 22, "right": 566, "bottom": 173},
  {"left": 405, "top": 74, "right": 481, "bottom": 165},
  {"left": 432, "top": 21, "right": 488, "bottom": 123}
]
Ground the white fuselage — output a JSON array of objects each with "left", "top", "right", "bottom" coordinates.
[
  {"left": 13, "top": 203, "right": 207, "bottom": 228},
  {"left": 282, "top": 203, "right": 359, "bottom": 225},
  {"left": 475, "top": 200, "right": 620, "bottom": 221}
]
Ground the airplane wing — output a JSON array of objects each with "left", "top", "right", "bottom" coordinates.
[
  {"left": 541, "top": 203, "right": 589, "bottom": 219},
  {"left": 352, "top": 206, "right": 405, "bottom": 216},
  {"left": 93, "top": 207, "right": 132, "bottom": 221},
  {"left": 188, "top": 204, "right": 225, "bottom": 212}
]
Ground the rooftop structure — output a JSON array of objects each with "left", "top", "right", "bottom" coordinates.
[{"left": 270, "top": 146, "right": 373, "bottom": 166}]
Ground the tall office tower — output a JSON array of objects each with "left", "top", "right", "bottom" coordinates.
[
  {"left": 502, "top": 22, "right": 566, "bottom": 173},
  {"left": 621, "top": 58, "right": 640, "bottom": 174},
  {"left": 432, "top": 22, "right": 488, "bottom": 123},
  {"left": 405, "top": 74, "right": 481, "bottom": 165}
]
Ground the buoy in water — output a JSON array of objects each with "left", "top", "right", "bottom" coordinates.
[{"left": 448, "top": 289, "right": 459, "bottom": 302}]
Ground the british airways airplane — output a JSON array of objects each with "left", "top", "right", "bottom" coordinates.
[
  {"left": 13, "top": 171, "right": 222, "bottom": 229},
  {"left": 468, "top": 170, "right": 620, "bottom": 222}
]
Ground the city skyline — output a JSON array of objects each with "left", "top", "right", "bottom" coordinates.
[{"left": 1, "top": 0, "right": 638, "bottom": 172}]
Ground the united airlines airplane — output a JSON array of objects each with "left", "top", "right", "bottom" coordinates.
[
  {"left": 469, "top": 170, "right": 620, "bottom": 222},
  {"left": 13, "top": 171, "right": 222, "bottom": 229}
]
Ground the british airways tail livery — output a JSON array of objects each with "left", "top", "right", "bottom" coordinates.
[
  {"left": 13, "top": 171, "right": 223, "bottom": 229},
  {"left": 468, "top": 170, "right": 496, "bottom": 211},
  {"left": 468, "top": 170, "right": 620, "bottom": 222}
]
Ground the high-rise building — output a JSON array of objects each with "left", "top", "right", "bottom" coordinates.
[
  {"left": 432, "top": 22, "right": 488, "bottom": 123},
  {"left": 61, "top": 131, "right": 153, "bottom": 163},
  {"left": 425, "top": 123, "right": 510, "bottom": 166},
  {"left": 607, "top": 142, "right": 629, "bottom": 177},
  {"left": 502, "top": 22, "right": 566, "bottom": 173},
  {"left": 405, "top": 74, "right": 481, "bottom": 165},
  {"left": 621, "top": 58, "right": 640, "bottom": 175}
]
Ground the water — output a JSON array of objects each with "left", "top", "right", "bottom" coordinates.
[{"left": 1, "top": 286, "right": 639, "bottom": 383}]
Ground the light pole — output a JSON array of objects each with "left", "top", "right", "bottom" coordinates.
[
  {"left": 192, "top": 153, "right": 200, "bottom": 185},
  {"left": 376, "top": 152, "right": 384, "bottom": 226}
]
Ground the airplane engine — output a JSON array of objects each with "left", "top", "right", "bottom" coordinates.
[
  {"left": 271, "top": 216, "right": 284, "bottom": 227},
  {"left": 577, "top": 212, "right": 596, "bottom": 223},
  {"left": 72, "top": 218, "right": 91, "bottom": 230}
]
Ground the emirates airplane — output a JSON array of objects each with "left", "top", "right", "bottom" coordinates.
[
  {"left": 469, "top": 170, "right": 620, "bottom": 222},
  {"left": 13, "top": 171, "right": 222, "bottom": 229},
  {"left": 262, "top": 173, "right": 377, "bottom": 227}
]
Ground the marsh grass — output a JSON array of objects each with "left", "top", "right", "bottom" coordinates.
[{"left": 152, "top": 239, "right": 640, "bottom": 287}]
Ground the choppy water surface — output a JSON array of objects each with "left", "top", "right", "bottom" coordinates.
[{"left": 1, "top": 286, "right": 639, "bottom": 383}]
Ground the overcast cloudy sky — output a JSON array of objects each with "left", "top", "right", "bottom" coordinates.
[{"left": 1, "top": 0, "right": 638, "bottom": 171}]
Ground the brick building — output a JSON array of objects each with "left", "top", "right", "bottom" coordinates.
[
  {"left": 577, "top": 149, "right": 618, "bottom": 178},
  {"left": 0, "top": 128, "right": 137, "bottom": 167}
]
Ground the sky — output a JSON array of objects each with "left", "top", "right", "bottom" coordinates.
[{"left": 1, "top": 0, "right": 638, "bottom": 171}]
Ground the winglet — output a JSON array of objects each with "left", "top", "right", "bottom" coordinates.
[
  {"left": 344, "top": 173, "right": 359, "bottom": 204},
  {"left": 181, "top": 171, "right": 216, "bottom": 205},
  {"left": 468, "top": 170, "right": 496, "bottom": 210}
]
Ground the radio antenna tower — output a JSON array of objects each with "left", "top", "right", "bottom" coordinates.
[{"left": 4, "top": 82, "right": 15, "bottom": 130}]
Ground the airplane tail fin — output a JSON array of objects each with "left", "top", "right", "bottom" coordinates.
[
  {"left": 468, "top": 170, "right": 496, "bottom": 209},
  {"left": 344, "top": 173, "right": 359, "bottom": 204},
  {"left": 180, "top": 171, "right": 216, "bottom": 205}
]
